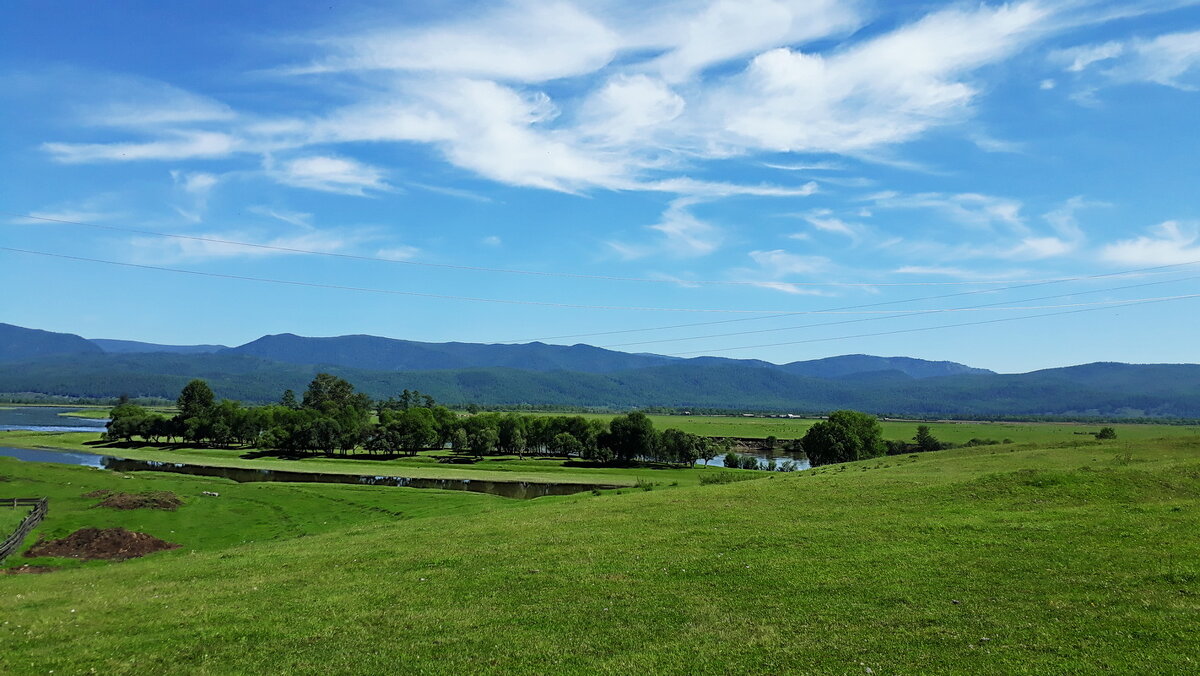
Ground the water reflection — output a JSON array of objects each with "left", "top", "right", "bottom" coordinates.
[
  {"left": 0, "top": 406, "right": 108, "bottom": 433},
  {"left": 0, "top": 447, "right": 617, "bottom": 499}
]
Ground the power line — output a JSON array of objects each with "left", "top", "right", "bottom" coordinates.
[
  {"left": 600, "top": 274, "right": 1200, "bottom": 348},
  {"left": 0, "top": 247, "right": 804, "bottom": 313},
  {"left": 504, "top": 260, "right": 1200, "bottom": 343},
  {"left": 665, "top": 294, "right": 1200, "bottom": 356},
  {"left": 8, "top": 210, "right": 1192, "bottom": 288}
]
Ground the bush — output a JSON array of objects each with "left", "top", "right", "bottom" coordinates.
[{"left": 699, "top": 472, "right": 758, "bottom": 486}]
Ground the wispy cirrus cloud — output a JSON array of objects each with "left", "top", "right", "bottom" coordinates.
[{"left": 265, "top": 155, "right": 391, "bottom": 196}]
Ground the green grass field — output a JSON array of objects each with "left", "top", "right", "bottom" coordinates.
[
  {"left": 0, "top": 429, "right": 1197, "bottom": 674},
  {"left": 525, "top": 411, "right": 1200, "bottom": 444}
]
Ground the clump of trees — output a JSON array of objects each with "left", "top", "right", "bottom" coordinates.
[
  {"left": 105, "top": 376, "right": 726, "bottom": 467},
  {"left": 800, "top": 410, "right": 886, "bottom": 467},
  {"left": 1095, "top": 427, "right": 1117, "bottom": 440}
]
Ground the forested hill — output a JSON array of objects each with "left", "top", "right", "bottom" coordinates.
[
  {"left": 0, "top": 323, "right": 102, "bottom": 362},
  {"left": 2, "top": 352, "right": 1198, "bottom": 418},
  {"left": 4, "top": 323, "right": 993, "bottom": 379},
  {"left": 220, "top": 333, "right": 678, "bottom": 373}
]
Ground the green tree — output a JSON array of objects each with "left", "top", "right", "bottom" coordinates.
[
  {"left": 177, "top": 379, "right": 215, "bottom": 420},
  {"left": 302, "top": 373, "right": 369, "bottom": 414},
  {"left": 550, "top": 432, "right": 583, "bottom": 457},
  {"left": 1095, "top": 427, "right": 1117, "bottom": 440},
  {"left": 914, "top": 425, "right": 942, "bottom": 453},
  {"left": 605, "top": 411, "right": 657, "bottom": 463},
  {"left": 800, "top": 410, "right": 885, "bottom": 467},
  {"left": 279, "top": 389, "right": 298, "bottom": 409}
]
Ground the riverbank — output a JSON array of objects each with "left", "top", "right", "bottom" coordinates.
[{"left": 0, "top": 430, "right": 740, "bottom": 487}]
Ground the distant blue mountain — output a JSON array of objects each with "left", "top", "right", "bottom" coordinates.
[
  {"left": 0, "top": 323, "right": 102, "bottom": 362},
  {"left": 90, "top": 339, "right": 227, "bottom": 355}
]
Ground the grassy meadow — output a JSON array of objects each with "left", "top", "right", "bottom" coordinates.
[{"left": 0, "top": 427, "right": 1197, "bottom": 674}]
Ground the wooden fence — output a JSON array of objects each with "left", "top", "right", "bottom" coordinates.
[{"left": 0, "top": 498, "right": 48, "bottom": 563}]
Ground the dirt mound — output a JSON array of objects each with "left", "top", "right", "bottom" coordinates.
[
  {"left": 94, "top": 491, "right": 182, "bottom": 511},
  {"left": 5, "top": 565, "right": 56, "bottom": 575},
  {"left": 25, "top": 528, "right": 179, "bottom": 561},
  {"left": 82, "top": 489, "right": 112, "bottom": 498}
]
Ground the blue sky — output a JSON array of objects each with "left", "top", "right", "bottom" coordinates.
[{"left": 3, "top": 0, "right": 1199, "bottom": 373}]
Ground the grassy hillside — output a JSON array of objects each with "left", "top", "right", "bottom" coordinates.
[{"left": 1, "top": 432, "right": 1198, "bottom": 674}]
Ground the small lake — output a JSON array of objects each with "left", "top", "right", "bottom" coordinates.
[
  {"left": 0, "top": 406, "right": 108, "bottom": 433},
  {"left": 699, "top": 450, "right": 811, "bottom": 471},
  {"left": 0, "top": 446, "right": 618, "bottom": 499}
]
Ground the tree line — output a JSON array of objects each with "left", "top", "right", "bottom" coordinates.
[
  {"left": 105, "top": 374, "right": 727, "bottom": 467},
  {"left": 106, "top": 376, "right": 1039, "bottom": 469}
]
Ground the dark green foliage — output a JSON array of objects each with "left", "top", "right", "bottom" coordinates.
[
  {"left": 5, "top": 351, "right": 1200, "bottom": 418},
  {"left": 605, "top": 412, "right": 657, "bottom": 463},
  {"left": 176, "top": 379, "right": 214, "bottom": 420},
  {"left": 801, "top": 410, "right": 885, "bottom": 467},
  {"left": 914, "top": 425, "right": 942, "bottom": 452},
  {"left": 697, "top": 471, "right": 759, "bottom": 485},
  {"left": 1096, "top": 426, "right": 1118, "bottom": 440}
]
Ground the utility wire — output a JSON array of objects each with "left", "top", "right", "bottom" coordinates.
[
  {"left": 504, "top": 260, "right": 1200, "bottom": 343},
  {"left": 0, "top": 247, "right": 801, "bottom": 314},
  {"left": 7, "top": 210, "right": 1193, "bottom": 288},
  {"left": 665, "top": 294, "right": 1200, "bottom": 356},
  {"left": 601, "top": 274, "right": 1200, "bottom": 348}
]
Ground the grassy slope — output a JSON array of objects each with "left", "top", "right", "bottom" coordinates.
[
  {"left": 0, "top": 430, "right": 758, "bottom": 487},
  {"left": 0, "top": 458, "right": 516, "bottom": 572},
  {"left": 2, "top": 436, "right": 1198, "bottom": 674}
]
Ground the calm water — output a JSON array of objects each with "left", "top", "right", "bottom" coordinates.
[
  {"left": 699, "top": 450, "right": 811, "bottom": 471},
  {"left": 0, "top": 406, "right": 108, "bottom": 433},
  {"left": 0, "top": 446, "right": 618, "bottom": 499}
]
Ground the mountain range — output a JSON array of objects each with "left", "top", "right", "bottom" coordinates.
[{"left": 1, "top": 322, "right": 1197, "bottom": 418}]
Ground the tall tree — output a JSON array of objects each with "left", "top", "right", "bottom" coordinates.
[
  {"left": 605, "top": 411, "right": 657, "bottom": 463},
  {"left": 177, "top": 379, "right": 215, "bottom": 420}
]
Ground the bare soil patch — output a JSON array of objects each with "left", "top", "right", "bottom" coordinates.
[
  {"left": 4, "top": 565, "right": 57, "bottom": 575},
  {"left": 82, "top": 489, "right": 112, "bottom": 498},
  {"left": 94, "top": 491, "right": 182, "bottom": 511},
  {"left": 25, "top": 528, "right": 179, "bottom": 560}
]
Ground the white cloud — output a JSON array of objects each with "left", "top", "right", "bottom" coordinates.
[
  {"left": 580, "top": 74, "right": 685, "bottom": 143},
  {"left": 710, "top": 2, "right": 1050, "bottom": 154},
  {"left": 9, "top": 209, "right": 114, "bottom": 225},
  {"left": 1055, "top": 30, "right": 1200, "bottom": 91},
  {"left": 1040, "top": 78, "right": 1056, "bottom": 89},
  {"left": 643, "top": 178, "right": 818, "bottom": 198},
  {"left": 266, "top": 155, "right": 389, "bottom": 195},
  {"left": 43, "top": 131, "right": 238, "bottom": 163},
  {"left": 293, "top": 1, "right": 620, "bottom": 82},
  {"left": 643, "top": 0, "right": 863, "bottom": 82},
  {"left": 803, "top": 213, "right": 862, "bottom": 240},
  {"left": 1052, "top": 40, "right": 1126, "bottom": 72},
  {"left": 608, "top": 198, "right": 723, "bottom": 259},
  {"left": 1003, "top": 236, "right": 1077, "bottom": 259},
  {"left": 481, "top": 235, "right": 502, "bottom": 246},
  {"left": 724, "top": 248, "right": 834, "bottom": 295},
  {"left": 169, "top": 170, "right": 221, "bottom": 222},
  {"left": 649, "top": 200, "right": 723, "bottom": 257},
  {"left": 248, "top": 206, "right": 314, "bottom": 229},
  {"left": 131, "top": 228, "right": 356, "bottom": 262},
  {"left": 376, "top": 245, "right": 421, "bottom": 261},
  {"left": 1101, "top": 221, "right": 1200, "bottom": 265},
  {"left": 1112, "top": 30, "right": 1200, "bottom": 89},
  {"left": 970, "top": 134, "right": 1026, "bottom": 153},
  {"left": 869, "top": 191, "right": 1026, "bottom": 232}
]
